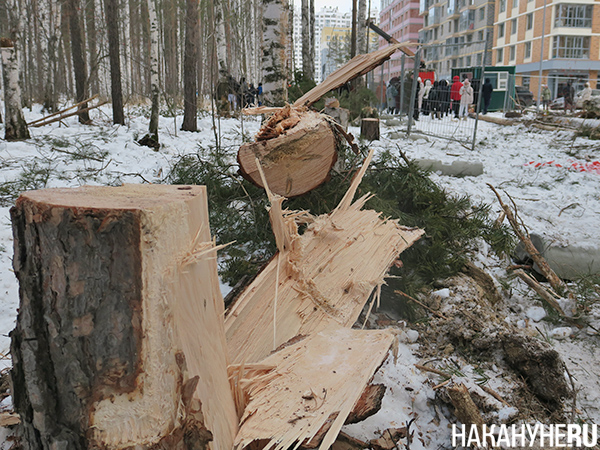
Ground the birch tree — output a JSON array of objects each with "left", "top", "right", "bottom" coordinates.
[
  {"left": 181, "top": 0, "right": 198, "bottom": 131},
  {"left": 357, "top": 0, "right": 367, "bottom": 54},
  {"left": 301, "top": 0, "right": 314, "bottom": 81},
  {"left": 261, "top": 0, "right": 289, "bottom": 106},
  {"left": 138, "top": 0, "right": 159, "bottom": 148},
  {"left": 1, "top": 38, "right": 30, "bottom": 140}
]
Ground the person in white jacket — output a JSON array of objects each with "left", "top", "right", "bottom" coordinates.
[{"left": 459, "top": 78, "right": 474, "bottom": 119}]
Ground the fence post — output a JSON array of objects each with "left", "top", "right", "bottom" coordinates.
[
  {"left": 407, "top": 48, "right": 421, "bottom": 137},
  {"left": 472, "top": 32, "right": 489, "bottom": 151}
]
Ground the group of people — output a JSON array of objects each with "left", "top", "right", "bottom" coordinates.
[
  {"left": 386, "top": 75, "right": 476, "bottom": 120},
  {"left": 218, "top": 76, "right": 263, "bottom": 111}
]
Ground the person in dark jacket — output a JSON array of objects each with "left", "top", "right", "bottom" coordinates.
[
  {"left": 439, "top": 79, "right": 451, "bottom": 117},
  {"left": 450, "top": 75, "right": 463, "bottom": 119},
  {"left": 429, "top": 81, "right": 441, "bottom": 119},
  {"left": 482, "top": 78, "right": 493, "bottom": 114}
]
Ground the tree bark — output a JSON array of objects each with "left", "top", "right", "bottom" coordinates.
[
  {"left": 104, "top": 0, "right": 125, "bottom": 124},
  {"left": 139, "top": 0, "right": 160, "bottom": 148},
  {"left": 181, "top": 0, "right": 198, "bottom": 131},
  {"left": 301, "top": 0, "right": 314, "bottom": 81},
  {"left": 360, "top": 118, "right": 380, "bottom": 140},
  {"left": 10, "top": 184, "right": 238, "bottom": 450},
  {"left": 163, "top": 0, "right": 179, "bottom": 101},
  {"left": 357, "top": 0, "right": 367, "bottom": 54},
  {"left": 66, "top": 0, "right": 90, "bottom": 123},
  {"left": 85, "top": 0, "right": 99, "bottom": 95},
  {"left": 1, "top": 38, "right": 30, "bottom": 140},
  {"left": 261, "top": 0, "right": 289, "bottom": 106}
]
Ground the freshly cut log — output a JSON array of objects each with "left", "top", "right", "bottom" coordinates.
[
  {"left": 231, "top": 328, "right": 395, "bottom": 450},
  {"left": 10, "top": 184, "right": 237, "bottom": 450},
  {"left": 360, "top": 118, "right": 380, "bottom": 140},
  {"left": 225, "top": 150, "right": 424, "bottom": 364},
  {"left": 238, "top": 107, "right": 339, "bottom": 197}
]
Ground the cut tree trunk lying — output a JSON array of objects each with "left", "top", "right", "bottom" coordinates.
[
  {"left": 10, "top": 184, "right": 238, "bottom": 450},
  {"left": 238, "top": 106, "right": 340, "bottom": 197}
]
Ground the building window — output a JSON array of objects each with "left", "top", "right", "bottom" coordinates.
[
  {"left": 511, "top": 18, "right": 517, "bottom": 34},
  {"left": 478, "top": 30, "right": 484, "bottom": 41},
  {"left": 497, "top": 48, "right": 503, "bottom": 63},
  {"left": 526, "top": 13, "right": 533, "bottom": 30},
  {"left": 552, "top": 35, "right": 590, "bottom": 58},
  {"left": 554, "top": 4, "right": 593, "bottom": 28},
  {"left": 510, "top": 45, "right": 516, "bottom": 60},
  {"left": 476, "top": 53, "right": 482, "bottom": 65},
  {"left": 466, "top": 55, "right": 472, "bottom": 66},
  {"left": 513, "top": 0, "right": 518, "bottom": 9},
  {"left": 498, "top": 23, "right": 505, "bottom": 37},
  {"left": 499, "top": 0, "right": 506, "bottom": 13},
  {"left": 525, "top": 41, "right": 531, "bottom": 58},
  {"left": 479, "top": 7, "right": 485, "bottom": 20}
]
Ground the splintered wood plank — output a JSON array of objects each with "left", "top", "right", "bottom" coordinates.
[
  {"left": 238, "top": 109, "right": 338, "bottom": 197},
  {"left": 11, "top": 184, "right": 237, "bottom": 450},
  {"left": 232, "top": 328, "right": 395, "bottom": 450},
  {"left": 293, "top": 43, "right": 415, "bottom": 108},
  {"left": 225, "top": 151, "right": 424, "bottom": 365}
]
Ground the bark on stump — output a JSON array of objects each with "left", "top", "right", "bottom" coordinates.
[
  {"left": 360, "top": 118, "right": 380, "bottom": 140},
  {"left": 10, "top": 184, "right": 237, "bottom": 450}
]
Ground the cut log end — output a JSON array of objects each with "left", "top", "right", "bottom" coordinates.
[{"left": 238, "top": 110, "right": 338, "bottom": 197}]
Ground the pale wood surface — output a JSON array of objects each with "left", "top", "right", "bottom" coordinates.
[
  {"left": 238, "top": 110, "right": 338, "bottom": 197},
  {"left": 232, "top": 328, "right": 395, "bottom": 450},
  {"left": 226, "top": 151, "right": 424, "bottom": 365}
]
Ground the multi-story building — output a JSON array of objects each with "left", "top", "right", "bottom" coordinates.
[
  {"left": 492, "top": 0, "right": 599, "bottom": 97},
  {"left": 320, "top": 26, "right": 381, "bottom": 80},
  {"left": 377, "top": 0, "right": 423, "bottom": 82},
  {"left": 418, "top": 0, "right": 495, "bottom": 79}
]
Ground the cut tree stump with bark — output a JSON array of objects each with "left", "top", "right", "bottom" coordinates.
[
  {"left": 10, "top": 184, "right": 238, "bottom": 450},
  {"left": 238, "top": 107, "right": 340, "bottom": 197},
  {"left": 360, "top": 118, "right": 380, "bottom": 140}
]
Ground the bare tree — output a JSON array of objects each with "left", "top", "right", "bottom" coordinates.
[
  {"left": 261, "top": 0, "right": 289, "bottom": 106},
  {"left": 104, "top": 0, "right": 125, "bottom": 124},
  {"left": 357, "top": 0, "right": 367, "bottom": 54},
  {"left": 1, "top": 38, "right": 30, "bottom": 140},
  {"left": 181, "top": 0, "right": 198, "bottom": 131},
  {"left": 66, "top": 0, "right": 90, "bottom": 123},
  {"left": 301, "top": 0, "right": 314, "bottom": 81}
]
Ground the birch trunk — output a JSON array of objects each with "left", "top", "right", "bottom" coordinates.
[
  {"left": 215, "top": 0, "right": 228, "bottom": 78},
  {"left": 357, "top": 0, "right": 367, "bottom": 54},
  {"left": 181, "top": 0, "right": 198, "bottom": 131},
  {"left": 301, "top": 0, "right": 314, "bottom": 81},
  {"left": 261, "top": 0, "right": 289, "bottom": 106},
  {"left": 139, "top": 0, "right": 159, "bottom": 148},
  {"left": 104, "top": 0, "right": 125, "bottom": 124},
  {"left": 1, "top": 38, "right": 30, "bottom": 140}
]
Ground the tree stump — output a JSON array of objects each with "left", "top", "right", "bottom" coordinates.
[
  {"left": 10, "top": 184, "right": 238, "bottom": 450},
  {"left": 360, "top": 118, "right": 380, "bottom": 140}
]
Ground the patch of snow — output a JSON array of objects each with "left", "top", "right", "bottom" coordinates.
[{"left": 526, "top": 306, "right": 547, "bottom": 322}]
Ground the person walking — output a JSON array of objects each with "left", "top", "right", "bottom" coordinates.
[
  {"left": 429, "top": 80, "right": 441, "bottom": 119},
  {"left": 439, "top": 79, "right": 450, "bottom": 117},
  {"left": 450, "top": 75, "right": 463, "bottom": 119},
  {"left": 386, "top": 79, "right": 398, "bottom": 114},
  {"left": 459, "top": 78, "right": 473, "bottom": 119},
  {"left": 482, "top": 78, "right": 493, "bottom": 114},
  {"left": 541, "top": 84, "right": 551, "bottom": 112},
  {"left": 422, "top": 79, "right": 432, "bottom": 115},
  {"left": 580, "top": 82, "right": 593, "bottom": 107},
  {"left": 564, "top": 80, "right": 575, "bottom": 113}
]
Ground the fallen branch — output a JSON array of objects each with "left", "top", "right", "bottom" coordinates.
[
  {"left": 446, "top": 383, "right": 486, "bottom": 443},
  {"left": 31, "top": 100, "right": 108, "bottom": 127},
  {"left": 395, "top": 290, "right": 448, "bottom": 320},
  {"left": 480, "top": 385, "right": 510, "bottom": 406},
  {"left": 487, "top": 183, "right": 571, "bottom": 298},
  {"left": 27, "top": 94, "right": 99, "bottom": 126},
  {"left": 414, "top": 364, "right": 450, "bottom": 378},
  {"left": 513, "top": 269, "right": 568, "bottom": 318}
]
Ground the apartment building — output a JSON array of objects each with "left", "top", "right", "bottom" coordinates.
[
  {"left": 492, "top": 0, "right": 599, "bottom": 97},
  {"left": 419, "top": 0, "right": 495, "bottom": 78},
  {"left": 377, "top": 0, "right": 423, "bottom": 82},
  {"left": 320, "top": 26, "right": 380, "bottom": 80}
]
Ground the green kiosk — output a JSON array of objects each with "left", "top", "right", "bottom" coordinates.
[{"left": 451, "top": 66, "right": 517, "bottom": 112}]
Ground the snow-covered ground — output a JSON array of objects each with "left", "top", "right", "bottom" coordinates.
[{"left": 1, "top": 105, "right": 599, "bottom": 448}]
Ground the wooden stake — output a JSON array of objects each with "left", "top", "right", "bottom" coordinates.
[
  {"left": 31, "top": 100, "right": 108, "bottom": 127},
  {"left": 27, "top": 94, "right": 99, "bottom": 125}
]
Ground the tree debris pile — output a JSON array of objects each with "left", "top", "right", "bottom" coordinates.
[{"left": 9, "top": 152, "right": 424, "bottom": 450}]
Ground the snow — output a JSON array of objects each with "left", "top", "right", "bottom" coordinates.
[{"left": 1, "top": 106, "right": 600, "bottom": 446}]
